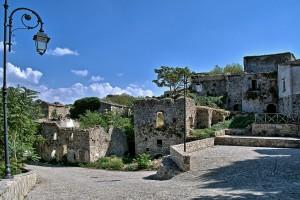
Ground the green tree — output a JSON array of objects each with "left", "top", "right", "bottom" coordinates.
[
  {"left": 223, "top": 63, "right": 243, "bottom": 74},
  {"left": 70, "top": 97, "right": 101, "bottom": 119},
  {"left": 103, "top": 94, "right": 137, "bottom": 107},
  {"left": 209, "top": 63, "right": 243, "bottom": 75},
  {"left": 0, "top": 87, "right": 42, "bottom": 164},
  {"left": 209, "top": 65, "right": 223, "bottom": 74},
  {"left": 79, "top": 111, "right": 109, "bottom": 130},
  {"left": 152, "top": 66, "right": 192, "bottom": 96}
]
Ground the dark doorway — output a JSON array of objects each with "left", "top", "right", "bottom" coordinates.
[
  {"left": 233, "top": 104, "right": 241, "bottom": 111},
  {"left": 266, "top": 104, "right": 277, "bottom": 113},
  {"left": 252, "top": 80, "right": 257, "bottom": 90}
]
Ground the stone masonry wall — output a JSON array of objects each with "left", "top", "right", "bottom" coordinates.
[
  {"left": 244, "top": 52, "right": 295, "bottom": 73},
  {"left": 38, "top": 122, "right": 128, "bottom": 163},
  {"left": 195, "top": 106, "right": 230, "bottom": 129},
  {"left": 191, "top": 74, "right": 227, "bottom": 96},
  {"left": 48, "top": 105, "right": 70, "bottom": 119},
  {"left": 252, "top": 123, "right": 300, "bottom": 137},
  {"left": 226, "top": 75, "right": 243, "bottom": 111},
  {"left": 133, "top": 97, "right": 196, "bottom": 157},
  {"left": 242, "top": 73, "right": 278, "bottom": 113}
]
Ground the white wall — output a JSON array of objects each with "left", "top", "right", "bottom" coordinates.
[
  {"left": 291, "top": 66, "right": 300, "bottom": 95},
  {"left": 278, "top": 65, "right": 291, "bottom": 98}
]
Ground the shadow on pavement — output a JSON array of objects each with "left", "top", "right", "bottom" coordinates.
[{"left": 192, "top": 148, "right": 300, "bottom": 200}]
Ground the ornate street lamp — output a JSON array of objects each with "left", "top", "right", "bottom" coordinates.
[{"left": 2, "top": 0, "right": 50, "bottom": 178}]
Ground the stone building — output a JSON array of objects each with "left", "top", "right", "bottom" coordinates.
[
  {"left": 39, "top": 101, "right": 70, "bottom": 120},
  {"left": 191, "top": 52, "right": 297, "bottom": 114},
  {"left": 38, "top": 121, "right": 128, "bottom": 163},
  {"left": 98, "top": 101, "right": 130, "bottom": 116},
  {"left": 133, "top": 97, "right": 229, "bottom": 157},
  {"left": 278, "top": 60, "right": 300, "bottom": 118},
  {"left": 133, "top": 97, "right": 196, "bottom": 157}
]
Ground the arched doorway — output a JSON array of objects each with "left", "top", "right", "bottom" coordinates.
[{"left": 266, "top": 104, "right": 277, "bottom": 113}]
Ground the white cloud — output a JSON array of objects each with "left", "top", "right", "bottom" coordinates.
[
  {"left": 91, "top": 75, "right": 104, "bottom": 82},
  {"left": 71, "top": 69, "right": 88, "bottom": 77},
  {"left": 116, "top": 73, "right": 124, "bottom": 77},
  {"left": 0, "top": 64, "right": 153, "bottom": 104},
  {"left": 0, "top": 62, "right": 43, "bottom": 85},
  {"left": 46, "top": 47, "right": 79, "bottom": 56},
  {"left": 37, "top": 82, "right": 153, "bottom": 104}
]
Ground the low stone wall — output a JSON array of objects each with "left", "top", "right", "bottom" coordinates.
[
  {"left": 215, "top": 135, "right": 300, "bottom": 148},
  {"left": 170, "top": 129, "right": 226, "bottom": 171},
  {"left": 252, "top": 124, "right": 300, "bottom": 137},
  {"left": 0, "top": 170, "right": 37, "bottom": 200}
]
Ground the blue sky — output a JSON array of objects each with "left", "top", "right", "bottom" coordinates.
[{"left": 1, "top": 0, "right": 300, "bottom": 103}]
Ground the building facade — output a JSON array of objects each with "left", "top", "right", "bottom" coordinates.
[{"left": 191, "top": 52, "right": 296, "bottom": 114}]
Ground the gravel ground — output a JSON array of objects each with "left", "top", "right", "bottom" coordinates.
[{"left": 26, "top": 146, "right": 300, "bottom": 200}]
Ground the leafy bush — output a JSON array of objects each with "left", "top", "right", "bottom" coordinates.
[
  {"left": 79, "top": 111, "right": 109, "bottom": 130},
  {"left": 70, "top": 97, "right": 101, "bottom": 119},
  {"left": 79, "top": 111, "right": 133, "bottom": 131},
  {"left": 192, "top": 120, "right": 231, "bottom": 139},
  {"left": 0, "top": 159, "right": 24, "bottom": 177},
  {"left": 229, "top": 114, "right": 255, "bottom": 129},
  {"left": 192, "top": 114, "right": 255, "bottom": 139},
  {"left": 189, "top": 93, "right": 225, "bottom": 108},
  {"left": 134, "top": 153, "right": 152, "bottom": 169},
  {"left": 91, "top": 156, "right": 124, "bottom": 170},
  {"left": 123, "top": 163, "right": 139, "bottom": 171}
]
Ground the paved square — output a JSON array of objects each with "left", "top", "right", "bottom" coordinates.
[{"left": 26, "top": 146, "right": 300, "bottom": 200}]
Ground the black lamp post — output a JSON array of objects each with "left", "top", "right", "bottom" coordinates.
[
  {"left": 2, "top": 0, "right": 50, "bottom": 178},
  {"left": 183, "top": 73, "right": 187, "bottom": 152}
]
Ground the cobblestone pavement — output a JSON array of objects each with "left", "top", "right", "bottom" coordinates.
[{"left": 26, "top": 146, "right": 300, "bottom": 200}]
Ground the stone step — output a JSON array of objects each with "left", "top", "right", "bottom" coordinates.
[{"left": 215, "top": 135, "right": 300, "bottom": 148}]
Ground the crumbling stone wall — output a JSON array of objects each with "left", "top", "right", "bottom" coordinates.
[
  {"left": 191, "top": 74, "right": 227, "bottom": 96},
  {"left": 40, "top": 102, "right": 70, "bottom": 120},
  {"left": 195, "top": 106, "right": 230, "bottom": 128},
  {"left": 191, "top": 74, "right": 243, "bottom": 111},
  {"left": 195, "top": 106, "right": 213, "bottom": 128},
  {"left": 133, "top": 97, "right": 196, "bottom": 157},
  {"left": 98, "top": 101, "right": 130, "bottom": 115},
  {"left": 38, "top": 122, "right": 128, "bottom": 163},
  {"left": 242, "top": 73, "right": 278, "bottom": 113},
  {"left": 227, "top": 75, "right": 243, "bottom": 111},
  {"left": 244, "top": 52, "right": 295, "bottom": 73}
]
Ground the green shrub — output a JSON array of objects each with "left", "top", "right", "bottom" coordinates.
[
  {"left": 134, "top": 153, "right": 152, "bottom": 169},
  {"left": 70, "top": 97, "right": 101, "bottom": 119},
  {"left": 94, "top": 156, "right": 124, "bottom": 170},
  {"left": 79, "top": 111, "right": 109, "bottom": 130},
  {"left": 123, "top": 163, "right": 139, "bottom": 171},
  {"left": 229, "top": 114, "right": 254, "bottom": 129},
  {"left": 0, "top": 159, "right": 24, "bottom": 178},
  {"left": 192, "top": 120, "right": 231, "bottom": 139},
  {"left": 188, "top": 93, "right": 225, "bottom": 108}
]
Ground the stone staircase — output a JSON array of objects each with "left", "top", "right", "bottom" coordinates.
[{"left": 215, "top": 135, "right": 300, "bottom": 148}]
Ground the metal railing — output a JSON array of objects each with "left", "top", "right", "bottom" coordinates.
[{"left": 255, "top": 113, "right": 300, "bottom": 124}]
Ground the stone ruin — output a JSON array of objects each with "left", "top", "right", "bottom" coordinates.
[
  {"left": 37, "top": 121, "right": 128, "bottom": 163},
  {"left": 39, "top": 101, "right": 70, "bottom": 120},
  {"left": 133, "top": 97, "right": 229, "bottom": 157},
  {"left": 191, "top": 52, "right": 300, "bottom": 117}
]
